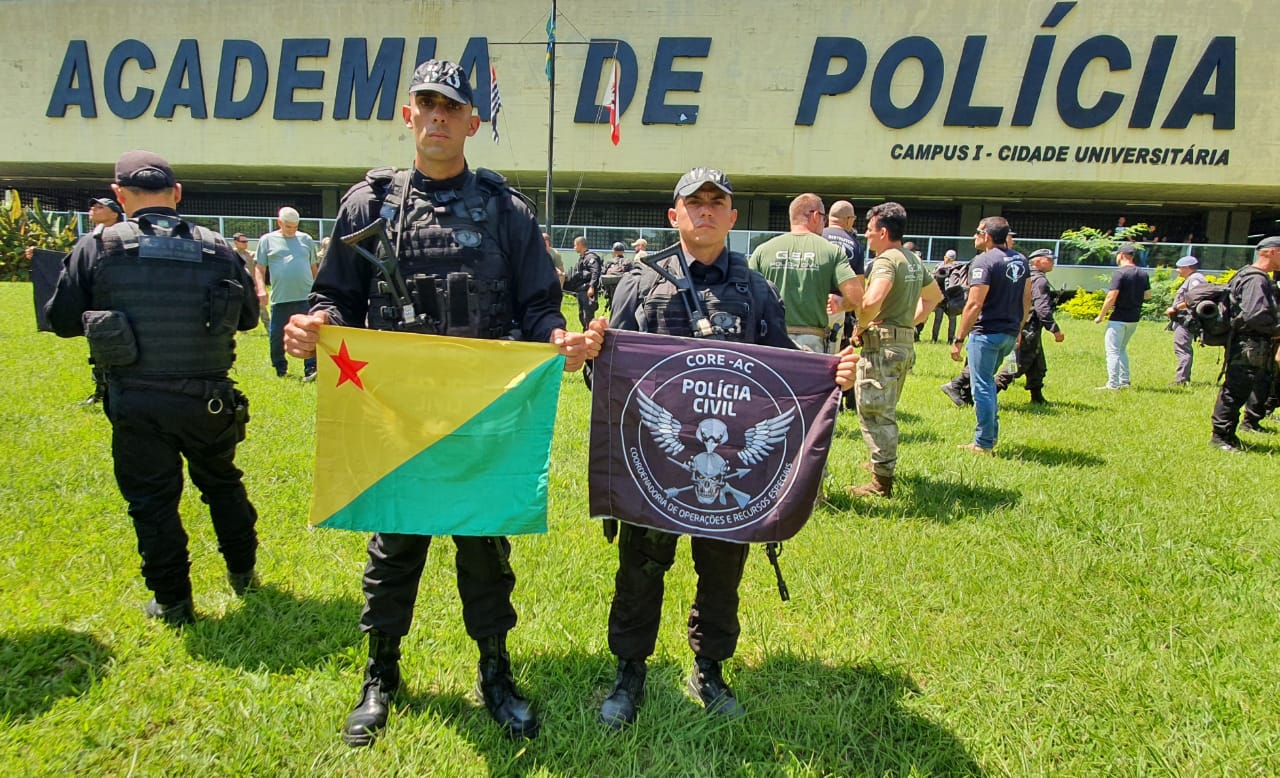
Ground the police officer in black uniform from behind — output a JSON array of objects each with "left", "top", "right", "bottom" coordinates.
[
  {"left": 1210, "top": 236, "right": 1280, "bottom": 450},
  {"left": 283, "top": 60, "right": 601, "bottom": 746},
  {"left": 994, "top": 247, "right": 1064, "bottom": 403},
  {"left": 46, "top": 150, "right": 261, "bottom": 626},
  {"left": 584, "top": 168, "right": 859, "bottom": 728}
]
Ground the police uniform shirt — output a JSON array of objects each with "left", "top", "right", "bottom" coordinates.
[
  {"left": 1029, "top": 269, "right": 1061, "bottom": 334},
  {"left": 46, "top": 206, "right": 259, "bottom": 339},
  {"left": 309, "top": 167, "right": 565, "bottom": 343},
  {"left": 1107, "top": 264, "right": 1151, "bottom": 323},
  {"left": 1232, "top": 267, "right": 1280, "bottom": 337},
  {"left": 821, "top": 226, "right": 866, "bottom": 276},
  {"left": 969, "top": 247, "right": 1029, "bottom": 337},
  {"left": 1172, "top": 271, "right": 1208, "bottom": 311},
  {"left": 608, "top": 248, "right": 794, "bottom": 350}
]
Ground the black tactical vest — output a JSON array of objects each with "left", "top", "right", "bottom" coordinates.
[
  {"left": 364, "top": 167, "right": 517, "bottom": 339},
  {"left": 91, "top": 215, "right": 241, "bottom": 377},
  {"left": 635, "top": 252, "right": 761, "bottom": 343}
]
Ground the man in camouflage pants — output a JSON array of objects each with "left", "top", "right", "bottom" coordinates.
[{"left": 848, "top": 202, "right": 942, "bottom": 498}]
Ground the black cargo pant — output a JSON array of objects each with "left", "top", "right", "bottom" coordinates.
[
  {"left": 607, "top": 523, "right": 749, "bottom": 662},
  {"left": 359, "top": 533, "right": 517, "bottom": 640},
  {"left": 996, "top": 327, "right": 1046, "bottom": 392},
  {"left": 1211, "top": 339, "right": 1277, "bottom": 440},
  {"left": 106, "top": 381, "right": 257, "bottom": 605}
]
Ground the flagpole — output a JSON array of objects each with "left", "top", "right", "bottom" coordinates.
[{"left": 544, "top": 0, "right": 557, "bottom": 238}]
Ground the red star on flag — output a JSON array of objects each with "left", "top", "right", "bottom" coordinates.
[{"left": 330, "top": 339, "right": 369, "bottom": 390}]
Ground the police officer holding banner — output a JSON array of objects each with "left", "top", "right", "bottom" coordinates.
[
  {"left": 1210, "top": 236, "right": 1280, "bottom": 450},
  {"left": 283, "top": 60, "right": 600, "bottom": 746},
  {"left": 584, "top": 167, "right": 859, "bottom": 728},
  {"left": 46, "top": 150, "right": 262, "bottom": 626}
]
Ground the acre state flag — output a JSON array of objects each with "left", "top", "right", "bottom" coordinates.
[
  {"left": 589, "top": 330, "right": 840, "bottom": 543},
  {"left": 309, "top": 326, "right": 564, "bottom": 536}
]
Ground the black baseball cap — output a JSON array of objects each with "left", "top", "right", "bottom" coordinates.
[
  {"left": 1116, "top": 242, "right": 1139, "bottom": 256},
  {"left": 88, "top": 197, "right": 124, "bottom": 217},
  {"left": 114, "top": 150, "right": 176, "bottom": 190},
  {"left": 408, "top": 59, "right": 473, "bottom": 105},
  {"left": 612, "top": 241, "right": 626, "bottom": 251},
  {"left": 1027, "top": 248, "right": 1054, "bottom": 259},
  {"left": 673, "top": 167, "right": 733, "bottom": 202}
]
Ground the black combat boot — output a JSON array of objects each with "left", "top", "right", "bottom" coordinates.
[
  {"left": 144, "top": 597, "right": 195, "bottom": 626},
  {"left": 687, "top": 657, "right": 745, "bottom": 718},
  {"left": 1029, "top": 388, "right": 1048, "bottom": 404},
  {"left": 476, "top": 635, "right": 540, "bottom": 739},
  {"left": 342, "top": 631, "right": 401, "bottom": 748},
  {"left": 598, "top": 658, "right": 647, "bottom": 729},
  {"left": 227, "top": 568, "right": 260, "bottom": 596},
  {"left": 940, "top": 381, "right": 970, "bottom": 408}
]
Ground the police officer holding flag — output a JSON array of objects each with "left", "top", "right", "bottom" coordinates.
[
  {"left": 284, "top": 59, "right": 600, "bottom": 746},
  {"left": 46, "top": 150, "right": 262, "bottom": 626}
]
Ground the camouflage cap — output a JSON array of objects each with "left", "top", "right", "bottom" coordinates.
[
  {"left": 408, "top": 59, "right": 473, "bottom": 105},
  {"left": 673, "top": 167, "right": 733, "bottom": 202}
]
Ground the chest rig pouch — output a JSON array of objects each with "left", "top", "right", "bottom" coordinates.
[
  {"left": 636, "top": 252, "right": 761, "bottom": 343},
  {"left": 364, "top": 168, "right": 518, "bottom": 339}
]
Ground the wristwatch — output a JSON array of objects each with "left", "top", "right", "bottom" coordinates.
[{"left": 952, "top": 338, "right": 964, "bottom": 345}]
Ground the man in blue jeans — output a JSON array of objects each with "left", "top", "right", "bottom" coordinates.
[
  {"left": 1093, "top": 242, "right": 1151, "bottom": 389},
  {"left": 254, "top": 206, "right": 319, "bottom": 379},
  {"left": 949, "top": 216, "right": 1030, "bottom": 455}
]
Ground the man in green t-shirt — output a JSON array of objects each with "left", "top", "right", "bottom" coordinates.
[
  {"left": 254, "top": 206, "right": 319, "bottom": 378},
  {"left": 848, "top": 202, "right": 943, "bottom": 498},
  {"left": 749, "top": 193, "right": 861, "bottom": 352}
]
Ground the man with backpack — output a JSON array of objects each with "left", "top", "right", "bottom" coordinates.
[
  {"left": 1164, "top": 256, "right": 1208, "bottom": 386},
  {"left": 1210, "top": 237, "right": 1280, "bottom": 450}
]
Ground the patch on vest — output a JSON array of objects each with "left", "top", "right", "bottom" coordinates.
[
  {"left": 137, "top": 235, "right": 202, "bottom": 262},
  {"left": 620, "top": 345, "right": 804, "bottom": 533}
]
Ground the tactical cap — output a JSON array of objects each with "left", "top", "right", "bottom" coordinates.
[
  {"left": 1116, "top": 242, "right": 1139, "bottom": 256},
  {"left": 409, "top": 59, "right": 474, "bottom": 105},
  {"left": 114, "top": 150, "right": 176, "bottom": 190},
  {"left": 89, "top": 197, "right": 124, "bottom": 217},
  {"left": 1256, "top": 236, "right": 1280, "bottom": 250},
  {"left": 278, "top": 206, "right": 301, "bottom": 224},
  {"left": 1175, "top": 255, "right": 1200, "bottom": 267},
  {"left": 631, "top": 238, "right": 647, "bottom": 248},
  {"left": 612, "top": 241, "right": 626, "bottom": 251},
  {"left": 673, "top": 167, "right": 733, "bottom": 202},
  {"left": 1027, "top": 248, "right": 1055, "bottom": 260}
]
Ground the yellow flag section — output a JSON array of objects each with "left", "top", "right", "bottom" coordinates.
[{"left": 309, "top": 325, "right": 565, "bottom": 536}]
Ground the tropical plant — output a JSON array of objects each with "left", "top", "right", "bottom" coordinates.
[
  {"left": 1059, "top": 222, "right": 1152, "bottom": 266},
  {"left": 1058, "top": 288, "right": 1105, "bottom": 319},
  {"left": 0, "top": 190, "right": 78, "bottom": 281}
]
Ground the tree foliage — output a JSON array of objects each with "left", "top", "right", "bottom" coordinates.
[{"left": 1059, "top": 222, "right": 1152, "bottom": 265}]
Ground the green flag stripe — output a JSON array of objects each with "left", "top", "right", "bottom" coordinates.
[{"left": 317, "top": 356, "right": 563, "bottom": 536}]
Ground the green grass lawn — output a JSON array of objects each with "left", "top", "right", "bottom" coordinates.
[{"left": 1, "top": 282, "right": 1276, "bottom": 777}]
